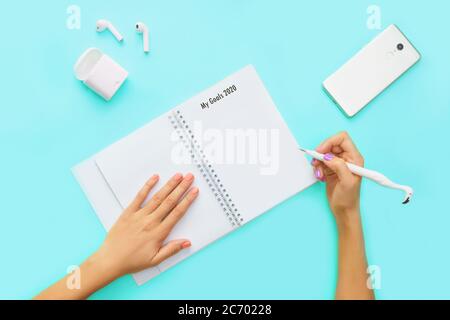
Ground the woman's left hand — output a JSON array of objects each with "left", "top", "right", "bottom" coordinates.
[
  {"left": 95, "top": 173, "right": 199, "bottom": 278},
  {"left": 35, "top": 173, "right": 199, "bottom": 300}
]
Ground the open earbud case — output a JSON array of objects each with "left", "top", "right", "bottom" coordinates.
[{"left": 74, "top": 48, "right": 128, "bottom": 101}]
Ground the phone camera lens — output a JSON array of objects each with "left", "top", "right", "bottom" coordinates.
[{"left": 397, "top": 43, "right": 404, "bottom": 51}]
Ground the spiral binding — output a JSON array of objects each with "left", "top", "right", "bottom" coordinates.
[{"left": 169, "top": 110, "right": 243, "bottom": 227}]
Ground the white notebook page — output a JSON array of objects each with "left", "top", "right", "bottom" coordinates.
[{"left": 177, "top": 65, "right": 315, "bottom": 222}]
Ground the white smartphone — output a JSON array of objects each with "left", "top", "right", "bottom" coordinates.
[{"left": 323, "top": 24, "right": 421, "bottom": 117}]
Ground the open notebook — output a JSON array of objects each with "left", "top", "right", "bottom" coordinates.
[{"left": 73, "top": 65, "right": 316, "bottom": 285}]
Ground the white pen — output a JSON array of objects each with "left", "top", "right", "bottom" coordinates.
[{"left": 299, "top": 148, "right": 414, "bottom": 205}]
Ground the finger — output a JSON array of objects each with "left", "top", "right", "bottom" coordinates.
[
  {"left": 316, "top": 131, "right": 363, "bottom": 163},
  {"left": 320, "top": 162, "right": 336, "bottom": 179},
  {"left": 150, "top": 239, "right": 191, "bottom": 266},
  {"left": 127, "top": 175, "right": 159, "bottom": 212},
  {"left": 331, "top": 145, "right": 344, "bottom": 155},
  {"left": 159, "top": 187, "right": 199, "bottom": 234},
  {"left": 152, "top": 173, "right": 195, "bottom": 221},
  {"left": 312, "top": 163, "right": 325, "bottom": 182},
  {"left": 312, "top": 159, "right": 332, "bottom": 181},
  {"left": 322, "top": 153, "right": 354, "bottom": 182},
  {"left": 316, "top": 163, "right": 330, "bottom": 182},
  {"left": 141, "top": 173, "right": 184, "bottom": 214},
  {"left": 340, "top": 151, "right": 364, "bottom": 166},
  {"left": 316, "top": 131, "right": 348, "bottom": 153},
  {"left": 313, "top": 157, "right": 337, "bottom": 177}
]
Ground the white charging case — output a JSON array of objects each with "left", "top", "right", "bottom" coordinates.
[{"left": 74, "top": 48, "right": 128, "bottom": 101}]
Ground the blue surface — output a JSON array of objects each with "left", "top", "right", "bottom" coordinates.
[{"left": 0, "top": 0, "right": 449, "bottom": 299}]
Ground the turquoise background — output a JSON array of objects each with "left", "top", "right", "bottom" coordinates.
[{"left": 0, "top": 0, "right": 449, "bottom": 299}]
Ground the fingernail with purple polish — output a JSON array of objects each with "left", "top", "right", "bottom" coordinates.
[
  {"left": 324, "top": 153, "right": 334, "bottom": 161},
  {"left": 314, "top": 169, "right": 322, "bottom": 180}
]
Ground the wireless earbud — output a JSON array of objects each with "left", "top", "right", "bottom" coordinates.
[
  {"left": 135, "top": 22, "right": 149, "bottom": 53},
  {"left": 96, "top": 19, "right": 124, "bottom": 42}
]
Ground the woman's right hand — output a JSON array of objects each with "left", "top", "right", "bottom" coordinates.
[
  {"left": 312, "top": 132, "right": 365, "bottom": 224},
  {"left": 313, "top": 132, "right": 375, "bottom": 300}
]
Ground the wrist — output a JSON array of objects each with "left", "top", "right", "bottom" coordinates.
[
  {"left": 334, "top": 208, "right": 362, "bottom": 233},
  {"left": 87, "top": 249, "right": 123, "bottom": 283}
]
